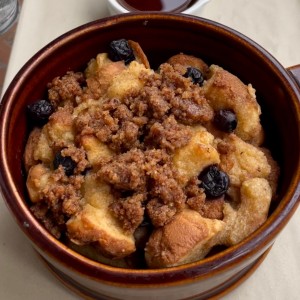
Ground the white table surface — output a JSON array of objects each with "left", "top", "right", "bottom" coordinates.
[{"left": 0, "top": 0, "right": 299, "bottom": 299}]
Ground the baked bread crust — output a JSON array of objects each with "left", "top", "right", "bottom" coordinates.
[
  {"left": 145, "top": 209, "right": 224, "bottom": 268},
  {"left": 218, "top": 177, "right": 272, "bottom": 245},
  {"left": 67, "top": 173, "right": 136, "bottom": 259},
  {"left": 204, "top": 65, "right": 264, "bottom": 145}
]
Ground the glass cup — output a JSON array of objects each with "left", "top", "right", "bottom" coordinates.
[{"left": 0, "top": 0, "right": 19, "bottom": 34}]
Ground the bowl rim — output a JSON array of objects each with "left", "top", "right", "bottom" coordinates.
[{"left": 0, "top": 12, "right": 300, "bottom": 285}]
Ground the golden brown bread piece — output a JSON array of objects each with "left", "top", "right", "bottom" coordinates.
[
  {"left": 260, "top": 148, "right": 280, "bottom": 197},
  {"left": 106, "top": 61, "right": 153, "bottom": 100},
  {"left": 26, "top": 164, "right": 51, "bottom": 203},
  {"left": 173, "top": 125, "right": 220, "bottom": 185},
  {"left": 67, "top": 173, "right": 136, "bottom": 259},
  {"left": 67, "top": 204, "right": 135, "bottom": 259},
  {"left": 72, "top": 99, "right": 101, "bottom": 117},
  {"left": 203, "top": 65, "right": 264, "bottom": 145},
  {"left": 23, "top": 127, "right": 42, "bottom": 172},
  {"left": 85, "top": 53, "right": 127, "bottom": 99},
  {"left": 84, "top": 40, "right": 150, "bottom": 100},
  {"left": 44, "top": 105, "right": 75, "bottom": 145},
  {"left": 218, "top": 177, "right": 272, "bottom": 246},
  {"left": 79, "top": 135, "right": 114, "bottom": 168},
  {"left": 86, "top": 53, "right": 152, "bottom": 101},
  {"left": 145, "top": 209, "right": 224, "bottom": 268},
  {"left": 218, "top": 134, "right": 271, "bottom": 187},
  {"left": 33, "top": 129, "right": 54, "bottom": 164},
  {"left": 167, "top": 53, "right": 209, "bottom": 77},
  {"left": 24, "top": 106, "right": 74, "bottom": 171}
]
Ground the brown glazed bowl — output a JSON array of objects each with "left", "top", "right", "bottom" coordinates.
[{"left": 0, "top": 13, "right": 300, "bottom": 300}]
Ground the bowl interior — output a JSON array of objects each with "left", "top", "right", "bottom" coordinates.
[{"left": 1, "top": 13, "right": 300, "bottom": 278}]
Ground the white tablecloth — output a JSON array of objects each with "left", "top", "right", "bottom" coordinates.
[{"left": 1, "top": 0, "right": 299, "bottom": 299}]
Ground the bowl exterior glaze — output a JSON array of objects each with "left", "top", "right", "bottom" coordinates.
[{"left": 0, "top": 13, "right": 300, "bottom": 300}]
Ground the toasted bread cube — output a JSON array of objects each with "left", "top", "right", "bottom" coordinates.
[
  {"left": 85, "top": 53, "right": 127, "bottom": 98},
  {"left": 106, "top": 61, "right": 153, "bottom": 100},
  {"left": 80, "top": 135, "right": 113, "bottom": 167},
  {"left": 219, "top": 177, "right": 272, "bottom": 245},
  {"left": 45, "top": 106, "right": 75, "bottom": 145},
  {"left": 67, "top": 173, "right": 135, "bottom": 259},
  {"left": 167, "top": 53, "right": 209, "bottom": 77},
  {"left": 204, "top": 65, "right": 263, "bottom": 145},
  {"left": 33, "top": 130, "right": 54, "bottom": 165},
  {"left": 24, "top": 128, "right": 42, "bottom": 172},
  {"left": 219, "top": 134, "right": 271, "bottom": 187},
  {"left": 145, "top": 209, "right": 224, "bottom": 268},
  {"left": 26, "top": 164, "right": 51, "bottom": 202},
  {"left": 173, "top": 126, "right": 220, "bottom": 184}
]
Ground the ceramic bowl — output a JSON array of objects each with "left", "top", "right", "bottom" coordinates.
[
  {"left": 107, "top": 0, "right": 211, "bottom": 15},
  {"left": 0, "top": 13, "right": 300, "bottom": 300}
]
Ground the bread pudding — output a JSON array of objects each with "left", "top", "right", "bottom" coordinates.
[{"left": 24, "top": 39, "right": 279, "bottom": 269}]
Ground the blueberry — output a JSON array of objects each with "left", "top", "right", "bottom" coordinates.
[
  {"left": 214, "top": 109, "right": 237, "bottom": 133},
  {"left": 53, "top": 152, "right": 77, "bottom": 176},
  {"left": 27, "top": 99, "right": 54, "bottom": 125},
  {"left": 198, "top": 165, "right": 230, "bottom": 198},
  {"left": 184, "top": 67, "right": 204, "bottom": 86},
  {"left": 108, "top": 39, "right": 135, "bottom": 65}
]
